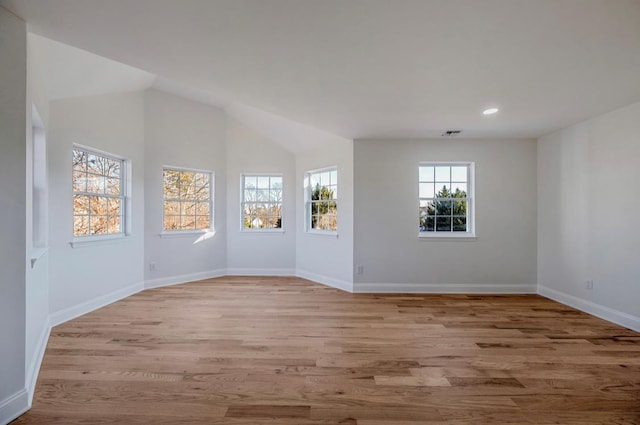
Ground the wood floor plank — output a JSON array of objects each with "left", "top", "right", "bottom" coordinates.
[{"left": 12, "top": 276, "right": 640, "bottom": 424}]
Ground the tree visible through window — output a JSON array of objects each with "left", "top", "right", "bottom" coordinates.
[
  {"left": 419, "top": 163, "right": 473, "bottom": 234},
  {"left": 307, "top": 168, "right": 337, "bottom": 231},
  {"left": 163, "top": 168, "right": 212, "bottom": 231},
  {"left": 242, "top": 175, "right": 283, "bottom": 229},
  {"left": 72, "top": 147, "right": 124, "bottom": 237}
]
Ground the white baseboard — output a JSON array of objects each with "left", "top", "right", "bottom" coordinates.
[
  {"left": 26, "top": 319, "right": 51, "bottom": 406},
  {"left": 0, "top": 388, "right": 28, "bottom": 425},
  {"left": 144, "top": 269, "right": 225, "bottom": 290},
  {"left": 354, "top": 282, "right": 537, "bottom": 294},
  {"left": 49, "top": 281, "right": 144, "bottom": 327},
  {"left": 538, "top": 285, "right": 640, "bottom": 332},
  {"left": 226, "top": 268, "right": 296, "bottom": 276},
  {"left": 296, "top": 269, "right": 353, "bottom": 292}
]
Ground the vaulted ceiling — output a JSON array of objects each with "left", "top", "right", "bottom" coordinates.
[{"left": 4, "top": 0, "right": 640, "bottom": 140}]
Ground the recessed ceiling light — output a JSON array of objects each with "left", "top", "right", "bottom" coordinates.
[{"left": 483, "top": 107, "right": 499, "bottom": 115}]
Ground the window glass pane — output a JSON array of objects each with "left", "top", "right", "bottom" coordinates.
[
  {"left": 106, "top": 177, "right": 120, "bottom": 195},
  {"left": 270, "top": 176, "right": 282, "bottom": 189},
  {"left": 244, "top": 176, "right": 257, "bottom": 189},
  {"left": 72, "top": 150, "right": 87, "bottom": 172},
  {"left": 87, "top": 154, "right": 104, "bottom": 175},
  {"left": 419, "top": 182, "right": 434, "bottom": 199},
  {"left": 435, "top": 166, "right": 450, "bottom": 182},
  {"left": 180, "top": 215, "right": 196, "bottom": 230},
  {"left": 90, "top": 196, "right": 108, "bottom": 215},
  {"left": 330, "top": 170, "right": 337, "bottom": 185},
  {"left": 243, "top": 202, "right": 255, "bottom": 215},
  {"left": 195, "top": 182, "right": 209, "bottom": 200},
  {"left": 181, "top": 201, "right": 196, "bottom": 216},
  {"left": 423, "top": 216, "right": 435, "bottom": 232},
  {"left": 73, "top": 215, "right": 89, "bottom": 236},
  {"left": 320, "top": 172, "right": 330, "bottom": 186},
  {"left": 419, "top": 166, "right": 434, "bottom": 182},
  {"left": 74, "top": 195, "right": 90, "bottom": 215},
  {"left": 310, "top": 173, "right": 319, "bottom": 188},
  {"left": 86, "top": 174, "right": 105, "bottom": 193},
  {"left": 453, "top": 200, "right": 467, "bottom": 216},
  {"left": 196, "top": 215, "right": 210, "bottom": 230},
  {"left": 434, "top": 200, "right": 452, "bottom": 216},
  {"left": 195, "top": 173, "right": 209, "bottom": 188},
  {"left": 436, "top": 216, "right": 452, "bottom": 232},
  {"left": 269, "top": 216, "right": 282, "bottom": 229},
  {"left": 108, "top": 198, "right": 120, "bottom": 216},
  {"left": 451, "top": 166, "right": 467, "bottom": 182},
  {"left": 257, "top": 176, "right": 270, "bottom": 189},
  {"left": 453, "top": 216, "right": 467, "bottom": 232},
  {"left": 108, "top": 216, "right": 121, "bottom": 233},
  {"left": 73, "top": 171, "right": 86, "bottom": 192},
  {"left": 256, "top": 189, "right": 268, "bottom": 201},
  {"left": 90, "top": 215, "right": 108, "bottom": 234},
  {"left": 164, "top": 215, "right": 180, "bottom": 230},
  {"left": 244, "top": 189, "right": 256, "bottom": 202},
  {"left": 164, "top": 201, "right": 180, "bottom": 215},
  {"left": 451, "top": 182, "right": 467, "bottom": 196},
  {"left": 179, "top": 172, "right": 195, "bottom": 199},
  {"left": 434, "top": 183, "right": 450, "bottom": 197},
  {"left": 195, "top": 202, "right": 210, "bottom": 216},
  {"left": 106, "top": 159, "right": 121, "bottom": 177},
  {"left": 420, "top": 200, "right": 435, "bottom": 216},
  {"left": 269, "top": 187, "right": 282, "bottom": 202},
  {"left": 163, "top": 170, "right": 180, "bottom": 199}
]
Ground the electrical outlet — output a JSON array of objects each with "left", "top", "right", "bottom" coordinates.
[
  {"left": 585, "top": 280, "right": 594, "bottom": 290},
  {"left": 149, "top": 262, "right": 156, "bottom": 272},
  {"left": 356, "top": 265, "right": 364, "bottom": 275}
]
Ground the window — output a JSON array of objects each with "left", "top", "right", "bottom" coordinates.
[
  {"left": 163, "top": 167, "right": 212, "bottom": 231},
  {"left": 241, "top": 174, "right": 283, "bottom": 230},
  {"left": 306, "top": 167, "right": 338, "bottom": 232},
  {"left": 419, "top": 162, "right": 474, "bottom": 236},
  {"left": 32, "top": 120, "right": 47, "bottom": 248},
  {"left": 72, "top": 147, "right": 125, "bottom": 237}
]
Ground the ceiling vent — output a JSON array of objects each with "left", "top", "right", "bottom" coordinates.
[{"left": 441, "top": 130, "right": 462, "bottom": 137}]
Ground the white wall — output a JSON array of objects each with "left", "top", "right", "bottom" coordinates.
[
  {"left": 353, "top": 139, "right": 537, "bottom": 292},
  {"left": 25, "top": 33, "right": 51, "bottom": 402},
  {"left": 144, "top": 90, "right": 227, "bottom": 287},
  {"left": 538, "top": 101, "right": 640, "bottom": 330},
  {"left": 48, "top": 92, "right": 145, "bottom": 316},
  {"left": 226, "top": 118, "right": 296, "bottom": 274},
  {"left": 0, "top": 6, "right": 28, "bottom": 422},
  {"left": 295, "top": 142, "right": 354, "bottom": 291}
]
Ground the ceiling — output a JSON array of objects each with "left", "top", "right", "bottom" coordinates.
[{"left": 4, "top": 0, "right": 640, "bottom": 140}]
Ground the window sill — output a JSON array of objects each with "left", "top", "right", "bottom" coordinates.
[
  {"left": 240, "top": 229, "right": 285, "bottom": 234},
  {"left": 30, "top": 246, "right": 49, "bottom": 268},
  {"left": 306, "top": 230, "right": 339, "bottom": 238},
  {"left": 419, "top": 232, "right": 477, "bottom": 241},
  {"left": 70, "top": 233, "right": 128, "bottom": 248},
  {"left": 159, "top": 229, "right": 215, "bottom": 238}
]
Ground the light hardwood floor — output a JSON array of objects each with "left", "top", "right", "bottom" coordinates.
[{"left": 14, "top": 276, "right": 640, "bottom": 424}]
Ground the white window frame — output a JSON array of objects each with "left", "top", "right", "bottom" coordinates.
[
  {"left": 71, "top": 144, "right": 130, "bottom": 247},
  {"left": 305, "top": 166, "right": 338, "bottom": 235},
  {"left": 161, "top": 166, "right": 214, "bottom": 235},
  {"left": 240, "top": 173, "right": 284, "bottom": 232},
  {"left": 419, "top": 161, "right": 475, "bottom": 239}
]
